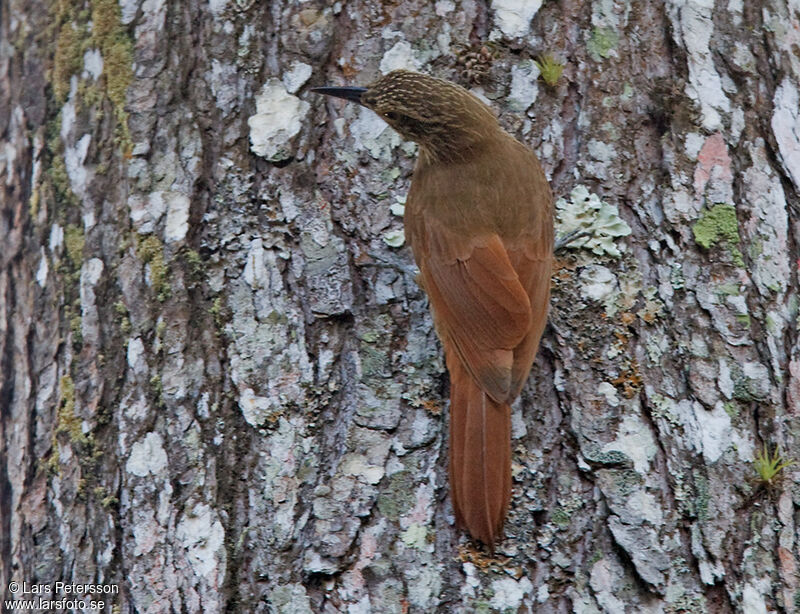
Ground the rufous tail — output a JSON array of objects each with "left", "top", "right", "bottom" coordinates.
[{"left": 448, "top": 355, "right": 511, "bottom": 550}]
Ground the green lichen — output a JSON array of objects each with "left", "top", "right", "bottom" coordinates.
[
  {"left": 555, "top": 185, "right": 631, "bottom": 258},
  {"left": 534, "top": 54, "right": 565, "bottom": 87},
  {"left": 715, "top": 282, "right": 740, "bottom": 297},
  {"left": 588, "top": 26, "right": 618, "bottom": 60},
  {"left": 692, "top": 203, "right": 744, "bottom": 267},
  {"left": 136, "top": 235, "right": 170, "bottom": 301},
  {"left": 693, "top": 471, "right": 709, "bottom": 521},
  {"left": 730, "top": 364, "right": 768, "bottom": 402},
  {"left": 401, "top": 523, "right": 428, "bottom": 550},
  {"left": 377, "top": 471, "right": 416, "bottom": 520},
  {"left": 550, "top": 507, "right": 571, "bottom": 529},
  {"left": 665, "top": 593, "right": 707, "bottom": 614}
]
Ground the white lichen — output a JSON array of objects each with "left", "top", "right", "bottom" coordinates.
[
  {"left": 126, "top": 432, "right": 168, "bottom": 477},
  {"left": 36, "top": 248, "right": 48, "bottom": 287},
  {"left": 49, "top": 224, "right": 64, "bottom": 252},
  {"left": 164, "top": 191, "right": 190, "bottom": 243},
  {"left": 80, "top": 258, "right": 104, "bottom": 345},
  {"left": 667, "top": 0, "right": 730, "bottom": 131},
  {"left": 579, "top": 264, "right": 617, "bottom": 306},
  {"left": 507, "top": 60, "right": 540, "bottom": 112},
  {"left": 383, "top": 229, "right": 405, "bottom": 247},
  {"left": 349, "top": 106, "right": 401, "bottom": 159},
  {"left": 555, "top": 185, "right": 631, "bottom": 257},
  {"left": 238, "top": 387, "right": 272, "bottom": 427},
  {"left": 601, "top": 413, "right": 657, "bottom": 474},
  {"left": 82, "top": 49, "right": 103, "bottom": 80},
  {"left": 127, "top": 337, "right": 146, "bottom": 373},
  {"left": 176, "top": 503, "right": 226, "bottom": 579},
  {"left": 243, "top": 238, "right": 267, "bottom": 289},
  {"left": 248, "top": 79, "right": 310, "bottom": 161},
  {"left": 489, "top": 576, "right": 534, "bottom": 611},
  {"left": 283, "top": 61, "right": 312, "bottom": 94},
  {"left": 491, "top": 0, "right": 543, "bottom": 38},
  {"left": 380, "top": 40, "right": 421, "bottom": 74},
  {"left": 771, "top": 78, "right": 800, "bottom": 192}
]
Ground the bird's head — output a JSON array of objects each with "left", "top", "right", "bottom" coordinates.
[{"left": 312, "top": 70, "right": 498, "bottom": 161}]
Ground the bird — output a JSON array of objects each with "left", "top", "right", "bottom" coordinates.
[{"left": 312, "top": 70, "right": 553, "bottom": 549}]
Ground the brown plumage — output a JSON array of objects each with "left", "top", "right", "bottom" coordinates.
[{"left": 313, "top": 70, "right": 553, "bottom": 549}]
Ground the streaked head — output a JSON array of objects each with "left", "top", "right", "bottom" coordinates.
[{"left": 312, "top": 70, "right": 498, "bottom": 160}]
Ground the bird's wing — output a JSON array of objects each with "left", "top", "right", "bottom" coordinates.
[
  {"left": 507, "top": 243, "right": 552, "bottom": 399},
  {"left": 417, "top": 218, "right": 532, "bottom": 403}
]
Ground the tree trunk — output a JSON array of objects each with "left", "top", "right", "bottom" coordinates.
[{"left": 2, "top": 0, "right": 799, "bottom": 612}]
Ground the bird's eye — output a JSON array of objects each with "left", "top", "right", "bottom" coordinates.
[{"left": 385, "top": 111, "right": 401, "bottom": 121}]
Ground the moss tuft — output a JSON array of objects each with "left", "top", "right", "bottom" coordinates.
[
  {"left": 534, "top": 54, "right": 565, "bottom": 87},
  {"left": 753, "top": 444, "right": 794, "bottom": 485},
  {"left": 136, "top": 235, "right": 170, "bottom": 301}
]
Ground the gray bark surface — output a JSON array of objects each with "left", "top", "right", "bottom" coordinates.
[{"left": 1, "top": 0, "right": 799, "bottom": 612}]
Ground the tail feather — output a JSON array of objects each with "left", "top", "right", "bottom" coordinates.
[{"left": 448, "top": 354, "right": 511, "bottom": 549}]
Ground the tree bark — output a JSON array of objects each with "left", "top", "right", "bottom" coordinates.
[{"left": 2, "top": 0, "right": 799, "bottom": 612}]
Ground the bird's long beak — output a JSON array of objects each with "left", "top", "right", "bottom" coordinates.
[{"left": 310, "top": 86, "right": 368, "bottom": 105}]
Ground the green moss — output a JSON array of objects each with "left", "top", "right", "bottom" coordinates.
[
  {"left": 692, "top": 203, "right": 744, "bottom": 267},
  {"left": 57, "top": 375, "right": 90, "bottom": 446},
  {"left": 90, "top": 0, "right": 133, "bottom": 153},
  {"left": 183, "top": 249, "right": 205, "bottom": 282},
  {"left": 149, "top": 374, "right": 165, "bottom": 407},
  {"left": 54, "top": 21, "right": 83, "bottom": 101},
  {"left": 64, "top": 224, "right": 85, "bottom": 268},
  {"left": 210, "top": 296, "right": 225, "bottom": 329},
  {"left": 29, "top": 188, "right": 41, "bottom": 220},
  {"left": 114, "top": 300, "right": 132, "bottom": 333},
  {"left": 94, "top": 486, "right": 119, "bottom": 509},
  {"left": 136, "top": 235, "right": 170, "bottom": 301},
  {"left": 588, "top": 26, "right": 618, "bottom": 60},
  {"left": 69, "top": 311, "right": 83, "bottom": 347},
  {"left": 77, "top": 79, "right": 105, "bottom": 109}
]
